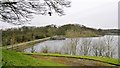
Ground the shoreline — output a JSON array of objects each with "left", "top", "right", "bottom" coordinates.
[{"left": 3, "top": 37, "right": 50, "bottom": 52}]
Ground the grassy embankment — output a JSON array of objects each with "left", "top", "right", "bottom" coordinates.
[
  {"left": 2, "top": 37, "right": 50, "bottom": 51},
  {"left": 2, "top": 49, "right": 120, "bottom": 66},
  {"left": 2, "top": 49, "right": 65, "bottom": 66},
  {"left": 25, "top": 53, "right": 120, "bottom": 66}
]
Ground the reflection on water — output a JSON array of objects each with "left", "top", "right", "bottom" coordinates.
[{"left": 24, "top": 35, "right": 119, "bottom": 58}]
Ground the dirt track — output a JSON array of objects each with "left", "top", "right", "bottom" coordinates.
[{"left": 30, "top": 54, "right": 114, "bottom": 66}]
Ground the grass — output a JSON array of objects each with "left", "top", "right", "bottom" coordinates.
[
  {"left": 2, "top": 49, "right": 120, "bottom": 67},
  {"left": 24, "top": 53, "right": 120, "bottom": 66},
  {"left": 2, "top": 49, "right": 65, "bottom": 66}
]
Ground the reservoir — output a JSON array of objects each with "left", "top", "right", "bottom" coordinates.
[{"left": 24, "top": 35, "right": 119, "bottom": 58}]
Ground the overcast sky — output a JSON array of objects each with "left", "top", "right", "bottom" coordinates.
[{"left": 0, "top": 0, "right": 119, "bottom": 29}]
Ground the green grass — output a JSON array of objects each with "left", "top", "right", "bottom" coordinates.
[
  {"left": 2, "top": 49, "right": 120, "bottom": 66},
  {"left": 2, "top": 49, "right": 65, "bottom": 66},
  {"left": 25, "top": 53, "right": 120, "bottom": 65}
]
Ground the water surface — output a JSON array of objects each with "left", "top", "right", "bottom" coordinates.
[{"left": 24, "top": 35, "right": 119, "bottom": 58}]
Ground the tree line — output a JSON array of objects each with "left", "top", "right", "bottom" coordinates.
[{"left": 2, "top": 24, "right": 103, "bottom": 46}]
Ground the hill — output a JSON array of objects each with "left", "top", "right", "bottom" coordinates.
[{"left": 2, "top": 24, "right": 103, "bottom": 46}]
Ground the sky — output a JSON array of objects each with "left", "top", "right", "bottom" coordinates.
[{"left": 0, "top": 0, "right": 119, "bottom": 29}]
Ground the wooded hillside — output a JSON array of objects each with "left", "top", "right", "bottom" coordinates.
[{"left": 2, "top": 24, "right": 103, "bottom": 46}]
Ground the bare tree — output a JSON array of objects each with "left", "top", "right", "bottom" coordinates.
[
  {"left": 92, "top": 42, "right": 99, "bottom": 56},
  {"left": 61, "top": 42, "right": 70, "bottom": 54},
  {"left": 69, "top": 38, "right": 79, "bottom": 55},
  {"left": 104, "top": 36, "right": 115, "bottom": 57},
  {"left": 92, "top": 36, "right": 116, "bottom": 58},
  {"left": 92, "top": 38, "right": 106, "bottom": 57},
  {"left": 62, "top": 38, "right": 79, "bottom": 55},
  {"left": 0, "top": 0, "right": 71, "bottom": 25},
  {"left": 79, "top": 38, "right": 92, "bottom": 56}
]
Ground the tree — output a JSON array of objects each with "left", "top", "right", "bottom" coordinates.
[
  {"left": 62, "top": 38, "right": 79, "bottom": 55},
  {"left": 79, "top": 38, "right": 92, "bottom": 56},
  {"left": 92, "top": 38, "right": 106, "bottom": 56},
  {"left": 0, "top": 0, "right": 71, "bottom": 25},
  {"left": 104, "top": 36, "right": 116, "bottom": 57},
  {"left": 92, "top": 36, "right": 116, "bottom": 58},
  {"left": 69, "top": 38, "right": 79, "bottom": 55}
]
